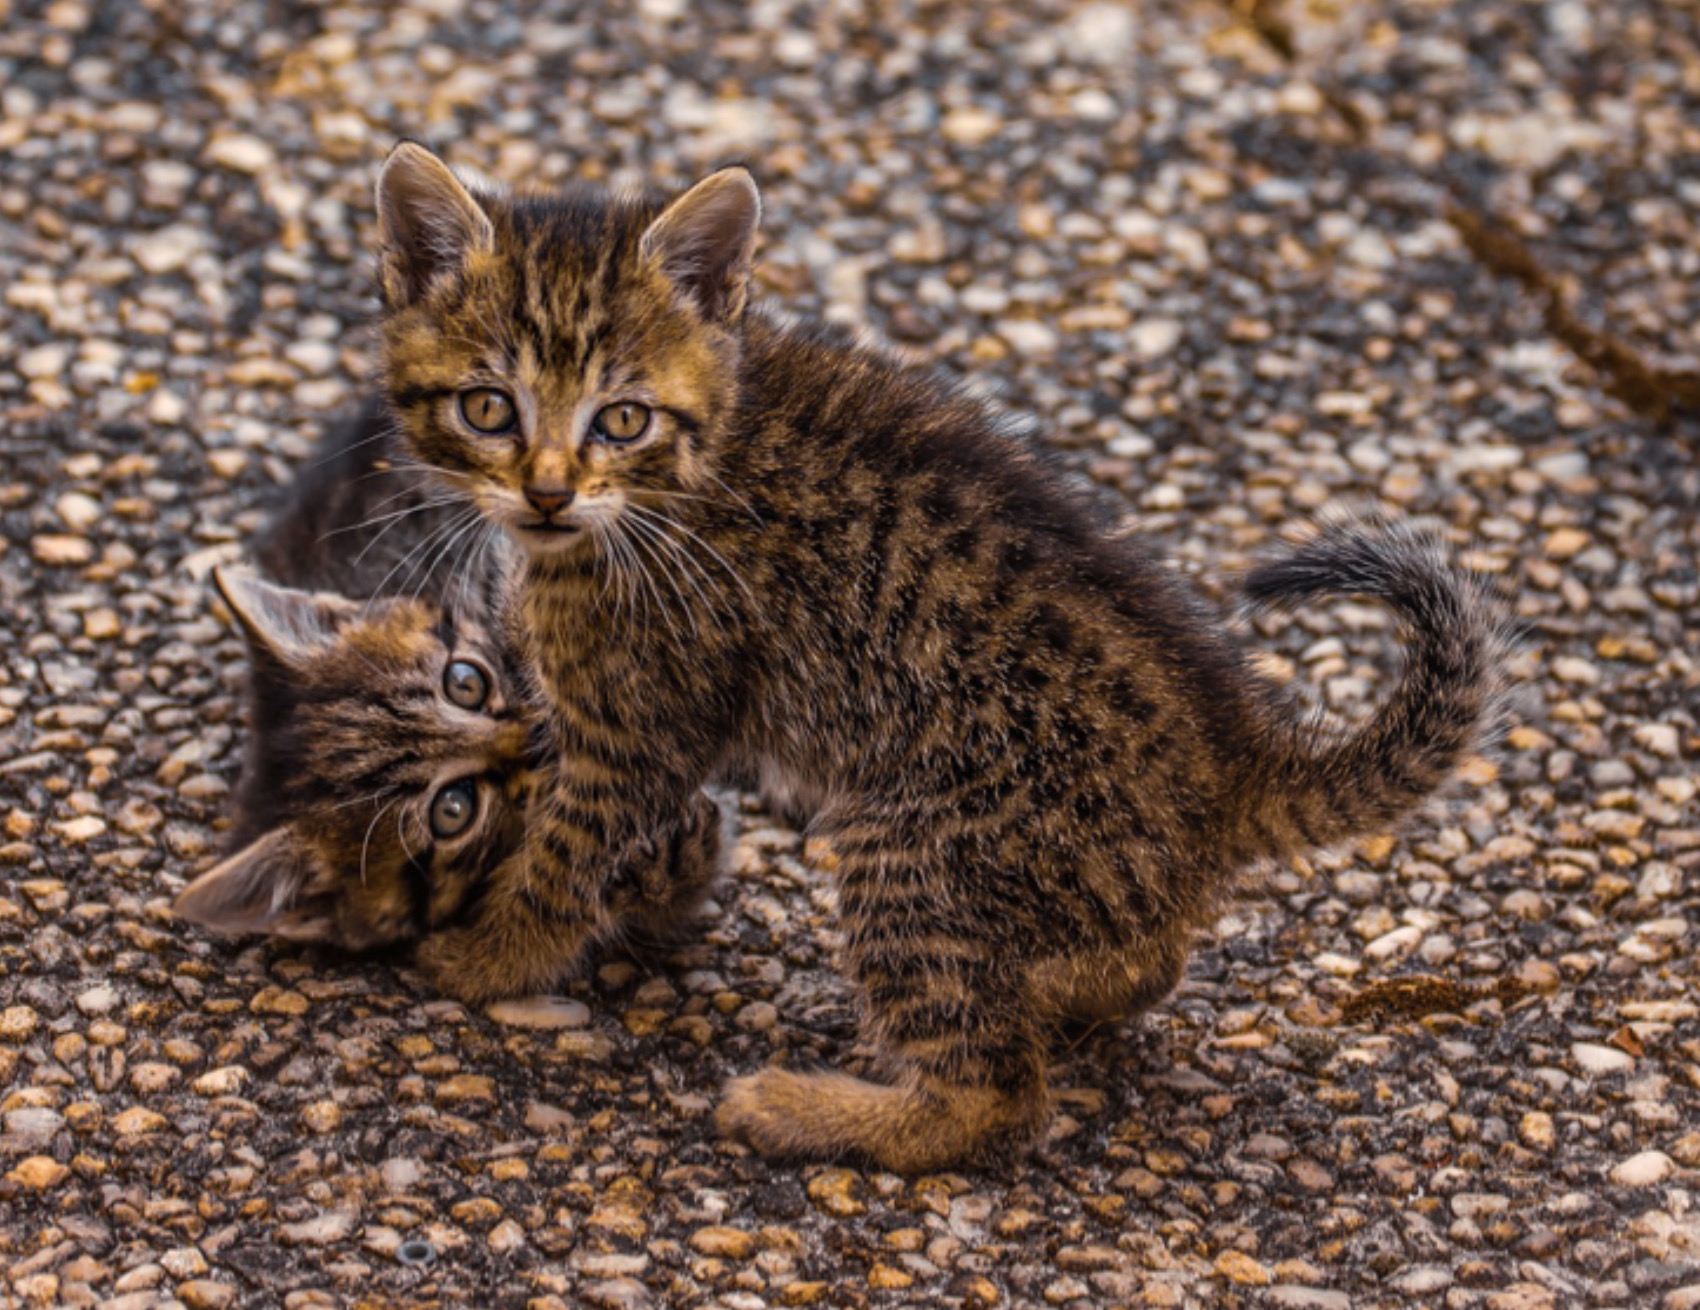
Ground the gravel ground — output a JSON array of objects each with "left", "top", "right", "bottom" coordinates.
[{"left": 2, "top": 1, "right": 1698, "bottom": 1307}]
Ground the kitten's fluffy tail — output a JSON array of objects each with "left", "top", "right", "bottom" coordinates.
[{"left": 1239, "top": 512, "right": 1516, "bottom": 858}]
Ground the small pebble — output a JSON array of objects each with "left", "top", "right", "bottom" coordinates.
[{"left": 1610, "top": 1151, "right": 1675, "bottom": 1187}]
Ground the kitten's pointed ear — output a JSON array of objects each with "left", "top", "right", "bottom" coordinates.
[
  {"left": 375, "top": 141, "right": 496, "bottom": 308},
  {"left": 213, "top": 567, "right": 357, "bottom": 668},
  {"left": 641, "top": 167, "right": 762, "bottom": 322},
  {"left": 173, "top": 829, "right": 334, "bottom": 941}
]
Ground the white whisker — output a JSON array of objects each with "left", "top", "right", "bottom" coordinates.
[
  {"left": 321, "top": 491, "right": 467, "bottom": 548},
  {"left": 359, "top": 791, "right": 407, "bottom": 889},
  {"left": 624, "top": 501, "right": 757, "bottom": 609},
  {"left": 621, "top": 511, "right": 701, "bottom": 641},
  {"left": 361, "top": 505, "right": 484, "bottom": 606}
]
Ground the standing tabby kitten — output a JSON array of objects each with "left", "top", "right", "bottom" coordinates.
[
  {"left": 371, "top": 143, "right": 1512, "bottom": 1172},
  {"left": 174, "top": 406, "right": 722, "bottom": 956}
]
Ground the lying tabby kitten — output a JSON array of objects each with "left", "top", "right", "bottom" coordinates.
[
  {"left": 175, "top": 406, "right": 721, "bottom": 954},
  {"left": 370, "top": 143, "right": 1511, "bottom": 1172}
]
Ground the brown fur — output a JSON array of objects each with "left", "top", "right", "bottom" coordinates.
[{"left": 371, "top": 143, "right": 1513, "bottom": 1171}]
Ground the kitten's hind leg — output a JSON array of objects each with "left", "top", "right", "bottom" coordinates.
[
  {"left": 1041, "top": 936, "right": 1191, "bottom": 1030},
  {"left": 717, "top": 1058, "right": 1046, "bottom": 1174},
  {"left": 718, "top": 927, "right": 1050, "bottom": 1172}
]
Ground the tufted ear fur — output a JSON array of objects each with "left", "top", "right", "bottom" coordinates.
[
  {"left": 641, "top": 166, "right": 762, "bottom": 323},
  {"left": 173, "top": 828, "right": 334, "bottom": 941},
  {"left": 375, "top": 140, "right": 496, "bottom": 308},
  {"left": 213, "top": 568, "right": 358, "bottom": 670}
]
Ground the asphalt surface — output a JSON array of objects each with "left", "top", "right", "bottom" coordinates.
[{"left": 1, "top": 2, "right": 1698, "bottom": 1308}]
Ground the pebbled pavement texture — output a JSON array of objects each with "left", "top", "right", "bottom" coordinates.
[{"left": 0, "top": 2, "right": 1697, "bottom": 1307}]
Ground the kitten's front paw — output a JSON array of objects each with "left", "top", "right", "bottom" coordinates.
[
  {"left": 606, "top": 793, "right": 724, "bottom": 948},
  {"left": 415, "top": 927, "right": 509, "bottom": 1003}
]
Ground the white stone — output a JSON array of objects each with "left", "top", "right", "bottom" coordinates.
[
  {"left": 1166, "top": 226, "right": 1210, "bottom": 271},
  {"left": 941, "top": 107, "right": 1002, "bottom": 147},
  {"left": 959, "top": 285, "right": 1010, "bottom": 315},
  {"left": 379, "top": 1156, "right": 425, "bottom": 1193},
  {"left": 283, "top": 340, "right": 338, "bottom": 375},
  {"left": 1141, "top": 483, "right": 1184, "bottom": 511},
  {"left": 488, "top": 1217, "right": 527, "bottom": 1253},
  {"left": 192, "top": 1065, "right": 250, "bottom": 1096},
  {"left": 1534, "top": 450, "right": 1590, "bottom": 481},
  {"left": 132, "top": 223, "right": 211, "bottom": 274},
  {"left": 1389, "top": 1266, "right": 1452, "bottom": 1294},
  {"left": 56, "top": 815, "right": 105, "bottom": 842},
  {"left": 1455, "top": 110, "right": 1610, "bottom": 172},
  {"left": 1345, "top": 230, "right": 1396, "bottom": 269},
  {"left": 1071, "top": 88, "right": 1118, "bottom": 121},
  {"left": 142, "top": 158, "right": 197, "bottom": 206},
  {"left": 147, "top": 389, "right": 188, "bottom": 425},
  {"left": 1106, "top": 431, "right": 1154, "bottom": 459},
  {"left": 1572, "top": 1042, "right": 1634, "bottom": 1076},
  {"left": 997, "top": 320, "right": 1058, "bottom": 356},
  {"left": 160, "top": 1246, "right": 208, "bottom": 1279},
  {"left": 1129, "top": 317, "right": 1184, "bottom": 360},
  {"left": 3, "top": 1107, "right": 65, "bottom": 1149},
  {"left": 18, "top": 343, "right": 71, "bottom": 379},
  {"left": 1548, "top": 0, "right": 1593, "bottom": 48},
  {"left": 1634, "top": 724, "right": 1680, "bottom": 758},
  {"left": 278, "top": 1211, "right": 357, "bottom": 1245},
  {"left": 55, "top": 492, "right": 101, "bottom": 532},
  {"left": 1266, "top": 1288, "right": 1351, "bottom": 1310},
  {"left": 486, "top": 996, "right": 591, "bottom": 1030},
  {"left": 1550, "top": 657, "right": 1599, "bottom": 686},
  {"left": 1346, "top": 439, "right": 1392, "bottom": 473},
  {"left": 75, "top": 984, "right": 119, "bottom": 1015},
  {"left": 1364, "top": 925, "right": 1424, "bottom": 963},
  {"left": 1610, "top": 1150, "right": 1675, "bottom": 1187},
  {"left": 1059, "top": 3, "right": 1137, "bottom": 65},
  {"left": 1621, "top": 1001, "right": 1698, "bottom": 1023},
  {"left": 1448, "top": 443, "right": 1524, "bottom": 472},
  {"left": 204, "top": 132, "right": 276, "bottom": 174}
]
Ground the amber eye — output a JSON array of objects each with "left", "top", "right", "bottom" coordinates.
[
  {"left": 429, "top": 781, "right": 478, "bottom": 839},
  {"left": 592, "top": 402, "right": 651, "bottom": 445},
  {"left": 459, "top": 389, "right": 517, "bottom": 434},
  {"left": 443, "top": 659, "right": 490, "bottom": 710}
]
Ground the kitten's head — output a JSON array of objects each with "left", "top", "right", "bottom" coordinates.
[
  {"left": 174, "top": 567, "right": 537, "bottom": 951},
  {"left": 372, "top": 142, "right": 761, "bottom": 561}
]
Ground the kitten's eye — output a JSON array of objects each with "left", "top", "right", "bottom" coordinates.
[
  {"left": 443, "top": 659, "right": 490, "bottom": 710},
  {"left": 460, "top": 389, "right": 517, "bottom": 434},
  {"left": 429, "top": 781, "right": 478, "bottom": 839},
  {"left": 592, "top": 402, "right": 651, "bottom": 445}
]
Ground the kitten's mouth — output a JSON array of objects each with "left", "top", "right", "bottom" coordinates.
[{"left": 511, "top": 519, "right": 586, "bottom": 556}]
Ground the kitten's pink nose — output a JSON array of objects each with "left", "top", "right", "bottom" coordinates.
[{"left": 525, "top": 486, "right": 575, "bottom": 518}]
